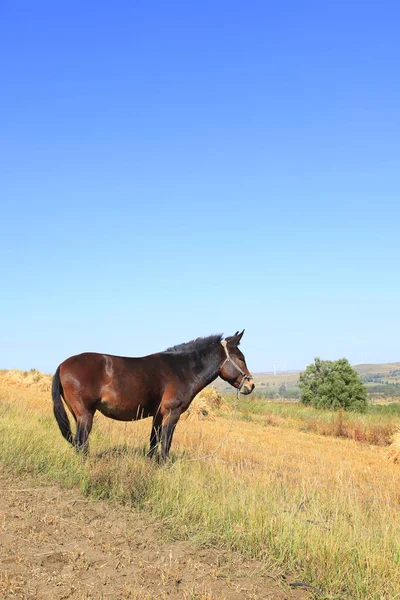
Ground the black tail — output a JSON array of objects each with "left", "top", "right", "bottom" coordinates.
[{"left": 52, "top": 366, "right": 73, "bottom": 444}]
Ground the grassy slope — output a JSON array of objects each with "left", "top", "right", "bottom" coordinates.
[
  {"left": 355, "top": 361, "right": 400, "bottom": 377},
  {"left": 1, "top": 376, "right": 400, "bottom": 599}
]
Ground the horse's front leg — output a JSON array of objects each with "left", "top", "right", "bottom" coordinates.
[
  {"left": 147, "top": 412, "right": 162, "bottom": 458},
  {"left": 160, "top": 408, "right": 181, "bottom": 462}
]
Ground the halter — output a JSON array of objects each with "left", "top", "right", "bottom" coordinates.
[{"left": 220, "top": 341, "right": 252, "bottom": 391}]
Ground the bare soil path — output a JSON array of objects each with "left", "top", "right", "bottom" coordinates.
[{"left": 0, "top": 469, "right": 309, "bottom": 600}]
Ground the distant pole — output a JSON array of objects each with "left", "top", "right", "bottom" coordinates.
[{"left": 273, "top": 362, "right": 276, "bottom": 376}]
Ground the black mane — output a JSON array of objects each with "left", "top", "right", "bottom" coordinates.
[{"left": 165, "top": 334, "right": 223, "bottom": 355}]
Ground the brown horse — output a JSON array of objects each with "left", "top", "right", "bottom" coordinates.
[{"left": 51, "top": 330, "right": 254, "bottom": 460}]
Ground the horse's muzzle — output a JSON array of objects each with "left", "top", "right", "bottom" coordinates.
[{"left": 240, "top": 380, "right": 255, "bottom": 395}]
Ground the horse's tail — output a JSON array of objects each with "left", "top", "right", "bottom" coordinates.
[{"left": 52, "top": 366, "right": 73, "bottom": 444}]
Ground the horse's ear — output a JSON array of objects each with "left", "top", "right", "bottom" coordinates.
[{"left": 227, "top": 329, "right": 245, "bottom": 348}]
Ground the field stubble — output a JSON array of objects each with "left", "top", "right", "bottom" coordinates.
[{"left": 1, "top": 374, "right": 400, "bottom": 599}]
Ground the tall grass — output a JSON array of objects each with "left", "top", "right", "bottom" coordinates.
[
  {"left": 1, "top": 383, "right": 400, "bottom": 599},
  {"left": 227, "top": 394, "right": 400, "bottom": 446}
]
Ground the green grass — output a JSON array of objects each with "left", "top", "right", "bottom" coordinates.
[{"left": 368, "top": 402, "right": 400, "bottom": 415}]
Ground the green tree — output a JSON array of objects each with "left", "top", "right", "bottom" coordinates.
[{"left": 299, "top": 357, "right": 367, "bottom": 412}]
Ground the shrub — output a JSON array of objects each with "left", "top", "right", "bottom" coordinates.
[{"left": 299, "top": 357, "right": 367, "bottom": 412}]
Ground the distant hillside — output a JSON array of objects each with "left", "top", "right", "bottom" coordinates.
[
  {"left": 214, "top": 362, "right": 400, "bottom": 395},
  {"left": 353, "top": 362, "right": 400, "bottom": 384},
  {"left": 213, "top": 370, "right": 300, "bottom": 394}
]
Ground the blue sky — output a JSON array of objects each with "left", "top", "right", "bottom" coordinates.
[{"left": 1, "top": 1, "right": 399, "bottom": 373}]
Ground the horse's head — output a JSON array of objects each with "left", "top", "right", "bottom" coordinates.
[{"left": 219, "top": 330, "right": 255, "bottom": 395}]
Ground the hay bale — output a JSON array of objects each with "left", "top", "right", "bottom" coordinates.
[
  {"left": 0, "top": 369, "right": 51, "bottom": 392},
  {"left": 196, "top": 387, "right": 224, "bottom": 409},
  {"left": 387, "top": 429, "right": 400, "bottom": 463},
  {"left": 181, "top": 387, "right": 230, "bottom": 421}
]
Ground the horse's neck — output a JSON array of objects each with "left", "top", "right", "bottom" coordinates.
[{"left": 188, "top": 348, "right": 221, "bottom": 396}]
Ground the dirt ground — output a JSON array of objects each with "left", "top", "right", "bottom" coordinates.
[{"left": 0, "top": 469, "right": 311, "bottom": 600}]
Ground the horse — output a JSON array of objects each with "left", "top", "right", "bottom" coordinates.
[{"left": 51, "top": 330, "right": 254, "bottom": 460}]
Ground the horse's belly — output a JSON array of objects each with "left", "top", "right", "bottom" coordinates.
[{"left": 97, "top": 398, "right": 152, "bottom": 421}]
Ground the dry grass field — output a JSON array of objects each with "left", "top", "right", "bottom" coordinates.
[{"left": 1, "top": 370, "right": 400, "bottom": 599}]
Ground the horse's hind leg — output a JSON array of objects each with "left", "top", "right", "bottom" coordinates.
[
  {"left": 61, "top": 378, "right": 96, "bottom": 455},
  {"left": 74, "top": 411, "right": 94, "bottom": 455}
]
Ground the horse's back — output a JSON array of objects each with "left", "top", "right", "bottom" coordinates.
[{"left": 60, "top": 352, "right": 106, "bottom": 376}]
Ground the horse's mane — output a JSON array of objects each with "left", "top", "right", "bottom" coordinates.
[{"left": 165, "top": 334, "right": 223, "bottom": 356}]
